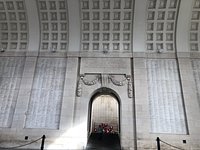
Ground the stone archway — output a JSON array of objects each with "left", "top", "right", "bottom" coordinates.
[
  {"left": 90, "top": 94, "right": 119, "bottom": 134},
  {"left": 88, "top": 88, "right": 121, "bottom": 135},
  {"left": 86, "top": 88, "right": 121, "bottom": 149}
]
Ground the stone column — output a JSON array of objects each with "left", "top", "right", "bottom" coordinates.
[
  {"left": 58, "top": 57, "right": 83, "bottom": 149},
  {"left": 60, "top": 57, "right": 79, "bottom": 130},
  {"left": 178, "top": 58, "right": 200, "bottom": 148},
  {"left": 25, "top": 0, "right": 40, "bottom": 54},
  {"left": 67, "top": 0, "right": 80, "bottom": 52},
  {"left": 132, "top": 0, "right": 147, "bottom": 53},
  {"left": 134, "top": 58, "right": 150, "bottom": 149},
  {"left": 119, "top": 87, "right": 135, "bottom": 150},
  {"left": 176, "top": 0, "right": 193, "bottom": 55}
]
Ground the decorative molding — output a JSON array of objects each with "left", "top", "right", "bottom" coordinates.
[
  {"left": 76, "top": 73, "right": 133, "bottom": 98},
  {"left": 77, "top": 74, "right": 100, "bottom": 97},
  {"left": 76, "top": 75, "right": 83, "bottom": 97},
  {"left": 109, "top": 74, "right": 133, "bottom": 98},
  {"left": 126, "top": 75, "right": 133, "bottom": 98},
  {"left": 81, "top": 74, "right": 100, "bottom": 86},
  {"left": 101, "top": 74, "right": 109, "bottom": 87},
  {"left": 109, "top": 75, "right": 127, "bottom": 86}
]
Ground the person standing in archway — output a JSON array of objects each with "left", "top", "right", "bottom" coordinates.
[{"left": 97, "top": 124, "right": 103, "bottom": 140}]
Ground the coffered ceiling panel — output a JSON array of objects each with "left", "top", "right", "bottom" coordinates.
[
  {"left": 37, "top": 0, "right": 68, "bottom": 52},
  {"left": 146, "top": 0, "right": 179, "bottom": 52},
  {"left": 0, "top": 0, "right": 28, "bottom": 51},
  {"left": 80, "top": 0, "right": 134, "bottom": 52},
  {"left": 190, "top": 0, "right": 200, "bottom": 52}
]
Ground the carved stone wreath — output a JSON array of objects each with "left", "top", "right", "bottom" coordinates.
[{"left": 77, "top": 73, "right": 133, "bottom": 98}]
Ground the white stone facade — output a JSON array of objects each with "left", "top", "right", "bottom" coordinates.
[{"left": 0, "top": 0, "right": 200, "bottom": 150}]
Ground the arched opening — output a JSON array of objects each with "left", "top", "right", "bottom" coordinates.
[
  {"left": 87, "top": 88, "right": 121, "bottom": 149},
  {"left": 90, "top": 95, "right": 119, "bottom": 134}
]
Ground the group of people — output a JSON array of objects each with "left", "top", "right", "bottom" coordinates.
[{"left": 93, "top": 123, "right": 115, "bottom": 134}]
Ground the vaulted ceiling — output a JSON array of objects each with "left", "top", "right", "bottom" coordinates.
[{"left": 0, "top": 0, "right": 199, "bottom": 55}]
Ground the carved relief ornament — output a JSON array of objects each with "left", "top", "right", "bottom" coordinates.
[{"left": 76, "top": 74, "right": 133, "bottom": 98}]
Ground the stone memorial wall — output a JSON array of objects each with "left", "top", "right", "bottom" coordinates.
[
  {"left": 192, "top": 59, "right": 200, "bottom": 107},
  {"left": 0, "top": 0, "right": 200, "bottom": 149},
  {"left": 147, "top": 59, "right": 187, "bottom": 134},
  {"left": 25, "top": 58, "right": 66, "bottom": 129},
  {"left": 0, "top": 57, "right": 25, "bottom": 127}
]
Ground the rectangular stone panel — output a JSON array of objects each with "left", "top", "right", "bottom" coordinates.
[
  {"left": 192, "top": 59, "right": 200, "bottom": 107},
  {"left": 25, "top": 58, "right": 67, "bottom": 129},
  {"left": 147, "top": 59, "right": 187, "bottom": 134},
  {"left": 0, "top": 57, "right": 25, "bottom": 127},
  {"left": 81, "top": 58, "right": 131, "bottom": 74}
]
